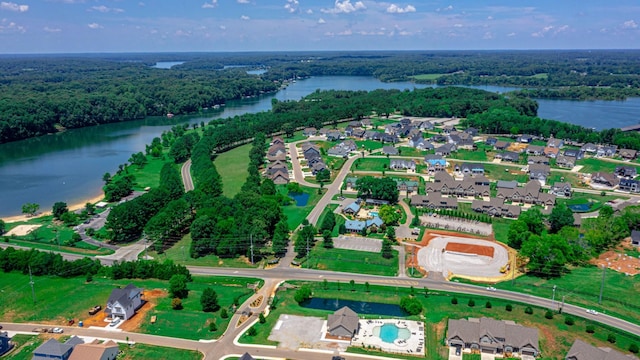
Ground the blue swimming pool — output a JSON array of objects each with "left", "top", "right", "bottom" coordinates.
[
  {"left": 369, "top": 211, "right": 379, "bottom": 217},
  {"left": 374, "top": 324, "right": 411, "bottom": 343}
]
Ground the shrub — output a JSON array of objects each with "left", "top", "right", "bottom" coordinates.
[
  {"left": 294, "top": 285, "right": 312, "bottom": 303},
  {"left": 564, "top": 317, "right": 575, "bottom": 326},
  {"left": 607, "top": 334, "right": 616, "bottom": 344},
  {"left": 524, "top": 306, "right": 533, "bottom": 315},
  {"left": 247, "top": 327, "right": 257, "bottom": 336},
  {"left": 451, "top": 297, "right": 458, "bottom": 305},
  {"left": 259, "top": 313, "right": 266, "bottom": 324},
  {"left": 400, "top": 296, "right": 423, "bottom": 315},
  {"left": 468, "top": 299, "right": 475, "bottom": 307},
  {"left": 586, "top": 325, "right": 595, "bottom": 334},
  {"left": 209, "top": 322, "right": 217, "bottom": 332},
  {"left": 545, "top": 310, "right": 554, "bottom": 319},
  {"left": 220, "top": 308, "right": 228, "bottom": 319},
  {"left": 171, "top": 298, "right": 183, "bottom": 310},
  {"left": 505, "top": 304, "right": 513, "bottom": 312},
  {"left": 485, "top": 301, "right": 492, "bottom": 309},
  {"left": 629, "top": 343, "right": 639, "bottom": 354}
]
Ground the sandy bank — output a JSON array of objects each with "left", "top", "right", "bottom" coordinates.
[{"left": 2, "top": 192, "right": 105, "bottom": 224}]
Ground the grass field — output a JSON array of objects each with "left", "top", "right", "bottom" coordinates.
[
  {"left": 118, "top": 343, "right": 202, "bottom": 360},
  {"left": 0, "top": 272, "right": 259, "bottom": 340},
  {"left": 241, "top": 280, "right": 640, "bottom": 358},
  {"left": 307, "top": 245, "right": 398, "bottom": 276},
  {"left": 127, "top": 155, "right": 172, "bottom": 191},
  {"left": 352, "top": 157, "right": 390, "bottom": 172},
  {"left": 396, "top": 146, "right": 425, "bottom": 157},
  {"left": 213, "top": 143, "right": 251, "bottom": 197},
  {"left": 410, "top": 73, "right": 446, "bottom": 81},
  {"left": 4, "top": 334, "right": 43, "bottom": 360},
  {"left": 578, "top": 157, "right": 640, "bottom": 174},
  {"left": 483, "top": 164, "right": 529, "bottom": 183},
  {"left": 492, "top": 218, "right": 512, "bottom": 243},
  {"left": 279, "top": 185, "right": 322, "bottom": 230},
  {"left": 355, "top": 140, "right": 385, "bottom": 151},
  {"left": 454, "top": 149, "right": 489, "bottom": 162}
]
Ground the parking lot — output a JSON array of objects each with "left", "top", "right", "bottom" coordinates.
[
  {"left": 268, "top": 314, "right": 348, "bottom": 351},
  {"left": 334, "top": 235, "right": 382, "bottom": 253}
]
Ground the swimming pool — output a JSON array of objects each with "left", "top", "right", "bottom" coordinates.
[
  {"left": 373, "top": 323, "right": 411, "bottom": 343},
  {"left": 369, "top": 211, "right": 379, "bottom": 217}
]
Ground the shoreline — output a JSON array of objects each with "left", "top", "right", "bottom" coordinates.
[{"left": 1, "top": 192, "right": 105, "bottom": 224}]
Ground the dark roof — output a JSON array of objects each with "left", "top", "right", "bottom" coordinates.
[
  {"left": 327, "top": 306, "right": 359, "bottom": 337},
  {"left": 107, "top": 284, "right": 141, "bottom": 310},
  {"left": 239, "top": 353, "right": 256, "bottom": 360},
  {"left": 33, "top": 339, "right": 74, "bottom": 358}
]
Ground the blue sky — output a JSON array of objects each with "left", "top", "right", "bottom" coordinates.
[{"left": 0, "top": 0, "right": 638, "bottom": 53}]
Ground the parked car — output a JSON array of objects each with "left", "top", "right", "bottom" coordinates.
[
  {"left": 586, "top": 309, "right": 599, "bottom": 315},
  {"left": 88, "top": 305, "right": 102, "bottom": 315},
  {"left": 486, "top": 286, "right": 497, "bottom": 291},
  {"left": 52, "top": 327, "right": 63, "bottom": 334},
  {"left": 109, "top": 318, "right": 121, "bottom": 327}
]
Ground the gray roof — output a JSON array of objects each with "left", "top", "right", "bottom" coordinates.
[
  {"left": 327, "top": 306, "right": 359, "bottom": 337},
  {"left": 239, "top": 353, "right": 256, "bottom": 360},
  {"left": 566, "top": 339, "right": 639, "bottom": 360},
  {"left": 496, "top": 180, "right": 518, "bottom": 189},
  {"left": 448, "top": 317, "right": 539, "bottom": 354},
  {"left": 107, "top": 284, "right": 141, "bottom": 311},
  {"left": 33, "top": 339, "right": 74, "bottom": 359}
]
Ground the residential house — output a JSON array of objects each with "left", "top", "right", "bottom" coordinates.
[
  {"left": 390, "top": 159, "right": 416, "bottom": 171},
  {"left": 449, "top": 134, "right": 475, "bottom": 150},
  {"left": 619, "top": 178, "right": 640, "bottom": 193},
  {"left": 619, "top": 148, "right": 638, "bottom": 160},
  {"left": 266, "top": 160, "right": 287, "bottom": 176},
  {"left": 464, "top": 127, "right": 479, "bottom": 136},
  {"left": 495, "top": 151, "right": 520, "bottom": 163},
  {"left": 364, "top": 130, "right": 383, "bottom": 141},
  {"left": 597, "top": 145, "right": 618, "bottom": 158},
  {"left": 344, "top": 125, "right": 354, "bottom": 137},
  {"left": 32, "top": 338, "right": 81, "bottom": 360},
  {"left": 365, "top": 198, "right": 390, "bottom": 206},
  {"left": 591, "top": 172, "right": 620, "bottom": 188},
  {"left": 400, "top": 118, "right": 412, "bottom": 126},
  {"left": 565, "top": 339, "right": 638, "bottom": 360},
  {"left": 631, "top": 230, "right": 640, "bottom": 247},
  {"left": 408, "top": 134, "right": 433, "bottom": 151},
  {"left": 544, "top": 147, "right": 560, "bottom": 159},
  {"left": 381, "top": 133, "right": 399, "bottom": 144},
  {"left": 361, "top": 118, "right": 372, "bottom": 127},
  {"left": 526, "top": 145, "right": 545, "bottom": 156},
  {"left": 581, "top": 143, "right": 598, "bottom": 153},
  {"left": 497, "top": 181, "right": 556, "bottom": 206},
  {"left": 549, "top": 182, "right": 572, "bottom": 197},
  {"left": 326, "top": 130, "right": 343, "bottom": 141},
  {"left": 344, "top": 219, "right": 366, "bottom": 233},
  {"left": 547, "top": 138, "right": 565, "bottom": 148},
  {"left": 327, "top": 307, "right": 359, "bottom": 339},
  {"left": 529, "top": 164, "right": 551, "bottom": 183},
  {"left": 615, "top": 166, "right": 638, "bottom": 178},
  {"left": 303, "top": 127, "right": 317, "bottom": 137},
  {"left": 396, "top": 180, "right": 419, "bottom": 193},
  {"left": 494, "top": 140, "right": 511, "bottom": 151},
  {"left": 442, "top": 125, "right": 457, "bottom": 134},
  {"left": 397, "top": 125, "right": 413, "bottom": 138},
  {"left": 271, "top": 136, "right": 284, "bottom": 146},
  {"left": 268, "top": 169, "right": 290, "bottom": 185},
  {"left": 345, "top": 177, "right": 358, "bottom": 190},
  {"left": 413, "top": 120, "right": 434, "bottom": 131},
  {"left": 424, "top": 155, "right": 447, "bottom": 173},
  {"left": 425, "top": 175, "right": 490, "bottom": 198},
  {"left": 410, "top": 193, "right": 459, "bottom": 209},
  {"left": 349, "top": 120, "right": 363, "bottom": 128},
  {"left": 351, "top": 128, "right": 366, "bottom": 138},
  {"left": 563, "top": 148, "right": 584, "bottom": 160},
  {"left": 105, "top": 284, "right": 143, "bottom": 320},
  {"left": 447, "top": 317, "right": 540, "bottom": 357},
  {"left": 556, "top": 155, "right": 576, "bottom": 169},
  {"left": 301, "top": 142, "right": 321, "bottom": 160},
  {"left": 328, "top": 140, "right": 357, "bottom": 157},
  {"left": 431, "top": 134, "right": 448, "bottom": 143},
  {"left": 0, "top": 331, "right": 10, "bottom": 356},
  {"left": 485, "top": 137, "right": 498, "bottom": 146},
  {"left": 455, "top": 163, "right": 485, "bottom": 175},
  {"left": 382, "top": 146, "right": 399, "bottom": 156},
  {"left": 68, "top": 340, "right": 119, "bottom": 360},
  {"left": 496, "top": 180, "right": 518, "bottom": 189},
  {"left": 528, "top": 156, "right": 549, "bottom": 165},
  {"left": 385, "top": 123, "right": 402, "bottom": 134},
  {"left": 517, "top": 134, "right": 534, "bottom": 143},
  {"left": 342, "top": 201, "right": 361, "bottom": 215},
  {"left": 318, "top": 127, "right": 331, "bottom": 136},
  {"left": 267, "top": 143, "right": 287, "bottom": 162},
  {"left": 311, "top": 161, "right": 328, "bottom": 175},
  {"left": 435, "top": 143, "right": 456, "bottom": 156},
  {"left": 471, "top": 198, "right": 521, "bottom": 218}
]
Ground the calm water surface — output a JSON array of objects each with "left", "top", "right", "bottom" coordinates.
[{"left": 0, "top": 76, "right": 638, "bottom": 217}]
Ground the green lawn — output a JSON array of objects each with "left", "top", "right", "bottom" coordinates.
[
  {"left": 410, "top": 73, "right": 446, "bottom": 81},
  {"left": 578, "top": 157, "right": 640, "bottom": 174},
  {"left": 352, "top": 157, "right": 390, "bottom": 172},
  {"left": 483, "top": 164, "right": 529, "bottom": 183},
  {"left": 396, "top": 146, "right": 425, "bottom": 157},
  {"left": 241, "top": 280, "right": 640, "bottom": 358},
  {"left": 128, "top": 155, "right": 172, "bottom": 191},
  {"left": 454, "top": 149, "right": 488, "bottom": 162},
  {"left": 279, "top": 185, "right": 322, "bottom": 230},
  {"left": 117, "top": 343, "right": 202, "bottom": 360},
  {"left": 492, "top": 218, "right": 512, "bottom": 243},
  {"left": 306, "top": 245, "right": 398, "bottom": 276},
  {"left": 4, "top": 334, "right": 43, "bottom": 360},
  {"left": 147, "top": 234, "right": 259, "bottom": 268},
  {"left": 530, "top": 73, "right": 549, "bottom": 79},
  {"left": 498, "top": 266, "right": 640, "bottom": 325},
  {"left": 213, "top": 143, "right": 251, "bottom": 197},
  {"left": 355, "top": 140, "right": 385, "bottom": 151}
]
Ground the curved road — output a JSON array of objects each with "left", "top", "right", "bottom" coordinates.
[{"left": 182, "top": 159, "right": 194, "bottom": 192}]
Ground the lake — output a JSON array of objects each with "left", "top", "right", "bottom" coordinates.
[{"left": 1, "top": 75, "right": 639, "bottom": 217}]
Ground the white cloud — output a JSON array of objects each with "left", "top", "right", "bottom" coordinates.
[
  {"left": 241, "top": 15, "right": 250, "bottom": 20},
  {"left": 436, "top": 5, "right": 453, "bottom": 12},
  {"left": 453, "top": 23, "right": 463, "bottom": 28},
  {"left": 507, "top": 32, "right": 516, "bottom": 37},
  {"left": 44, "top": 26, "right": 61, "bottom": 32},
  {"left": 0, "top": 2, "right": 28, "bottom": 12},
  {"left": 306, "top": 9, "right": 313, "bottom": 14},
  {"left": 87, "top": 22, "right": 102, "bottom": 29},
  {"left": 90, "top": 5, "right": 123, "bottom": 13},
  {"left": 487, "top": 16, "right": 493, "bottom": 20},
  {"left": 325, "top": 29, "right": 353, "bottom": 36},
  {"left": 138, "top": 2, "right": 145, "bottom": 6},
  {"left": 284, "top": 0, "right": 299, "bottom": 13},
  {"left": 0, "top": 19, "right": 25, "bottom": 32},
  {"left": 386, "top": 4, "right": 415, "bottom": 14},
  {"left": 202, "top": 0, "right": 217, "bottom": 9},
  {"left": 623, "top": 20, "right": 638, "bottom": 29},
  {"left": 555, "top": 25, "right": 569, "bottom": 34},
  {"left": 483, "top": 31, "right": 493, "bottom": 39},
  {"left": 219, "top": 25, "right": 226, "bottom": 30},
  {"left": 321, "top": 0, "right": 365, "bottom": 14},
  {"left": 318, "top": 18, "right": 326, "bottom": 24},
  {"left": 237, "top": 0, "right": 249, "bottom": 3}
]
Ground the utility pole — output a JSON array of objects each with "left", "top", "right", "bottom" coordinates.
[
  {"left": 29, "top": 265, "right": 36, "bottom": 303},
  {"left": 511, "top": 254, "right": 516, "bottom": 286},
  {"left": 598, "top": 265, "right": 606, "bottom": 304},
  {"left": 306, "top": 234, "right": 310, "bottom": 269},
  {"left": 552, "top": 285, "right": 557, "bottom": 309},
  {"left": 250, "top": 234, "right": 254, "bottom": 265}
]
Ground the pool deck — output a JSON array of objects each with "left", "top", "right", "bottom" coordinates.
[{"left": 351, "top": 319, "right": 425, "bottom": 356}]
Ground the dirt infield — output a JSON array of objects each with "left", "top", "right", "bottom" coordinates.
[{"left": 445, "top": 242, "right": 495, "bottom": 258}]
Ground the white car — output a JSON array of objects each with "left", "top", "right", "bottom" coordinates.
[
  {"left": 486, "top": 286, "right": 497, "bottom": 291},
  {"left": 109, "top": 318, "right": 121, "bottom": 327},
  {"left": 586, "top": 309, "right": 599, "bottom": 315},
  {"left": 52, "top": 327, "right": 63, "bottom": 334}
]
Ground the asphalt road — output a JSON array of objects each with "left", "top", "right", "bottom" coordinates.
[{"left": 182, "top": 159, "right": 194, "bottom": 192}]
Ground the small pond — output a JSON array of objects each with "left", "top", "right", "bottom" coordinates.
[
  {"left": 568, "top": 203, "right": 592, "bottom": 212},
  {"left": 301, "top": 297, "right": 407, "bottom": 317},
  {"left": 289, "top": 192, "right": 309, "bottom": 206}
]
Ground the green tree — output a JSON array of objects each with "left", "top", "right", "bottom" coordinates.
[
  {"left": 209, "top": 322, "right": 218, "bottom": 332},
  {"left": 386, "top": 226, "right": 396, "bottom": 242},
  {"left": 379, "top": 205, "right": 401, "bottom": 225},
  {"left": 85, "top": 202, "right": 96, "bottom": 215},
  {"left": 519, "top": 208, "right": 545, "bottom": 235},
  {"left": 294, "top": 224, "right": 315, "bottom": 257},
  {"left": 319, "top": 212, "right": 336, "bottom": 233},
  {"left": 400, "top": 296, "right": 423, "bottom": 315},
  {"left": 171, "top": 298, "right": 183, "bottom": 310},
  {"left": 169, "top": 274, "right": 189, "bottom": 299},
  {"left": 316, "top": 168, "right": 331, "bottom": 184},
  {"left": 52, "top": 202, "right": 69, "bottom": 220},
  {"left": 507, "top": 219, "right": 531, "bottom": 249},
  {"left": 381, "top": 239, "right": 393, "bottom": 259},
  {"left": 468, "top": 299, "right": 475, "bottom": 307},
  {"left": 282, "top": 122, "right": 295, "bottom": 137},
  {"left": 21, "top": 202, "right": 40, "bottom": 217},
  {"left": 220, "top": 308, "right": 229, "bottom": 319},
  {"left": 544, "top": 310, "right": 554, "bottom": 319},
  {"left": 294, "top": 285, "right": 312, "bottom": 303},
  {"left": 259, "top": 313, "right": 266, "bottom": 324},
  {"left": 102, "top": 172, "right": 111, "bottom": 184},
  {"left": 322, "top": 230, "right": 334, "bottom": 248},
  {"left": 200, "top": 287, "right": 220, "bottom": 312},
  {"left": 549, "top": 203, "right": 575, "bottom": 233},
  {"left": 0, "top": 219, "right": 6, "bottom": 235}
]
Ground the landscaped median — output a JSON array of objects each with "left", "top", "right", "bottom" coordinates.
[{"left": 236, "top": 280, "right": 640, "bottom": 359}]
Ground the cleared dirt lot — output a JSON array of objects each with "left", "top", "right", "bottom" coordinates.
[{"left": 418, "top": 235, "right": 509, "bottom": 280}]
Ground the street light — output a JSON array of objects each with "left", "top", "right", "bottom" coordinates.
[{"left": 552, "top": 285, "right": 557, "bottom": 309}]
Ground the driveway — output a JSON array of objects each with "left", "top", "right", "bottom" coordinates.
[
  {"left": 334, "top": 235, "right": 382, "bottom": 253},
  {"left": 448, "top": 346, "right": 462, "bottom": 360}
]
